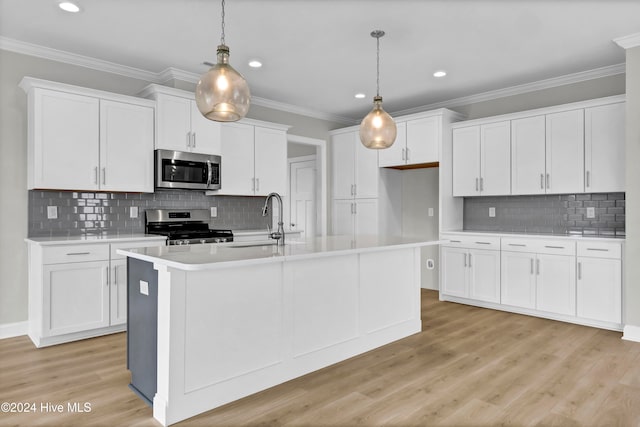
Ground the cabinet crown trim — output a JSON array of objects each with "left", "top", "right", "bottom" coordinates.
[
  {"left": 19, "top": 77, "right": 155, "bottom": 108},
  {"left": 450, "top": 94, "right": 625, "bottom": 129}
]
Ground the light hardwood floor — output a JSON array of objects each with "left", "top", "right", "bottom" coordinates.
[{"left": 2, "top": 290, "right": 640, "bottom": 426}]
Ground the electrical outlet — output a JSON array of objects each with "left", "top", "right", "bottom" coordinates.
[
  {"left": 426, "top": 259, "right": 435, "bottom": 270},
  {"left": 489, "top": 207, "right": 496, "bottom": 217},
  {"left": 210, "top": 207, "right": 218, "bottom": 217},
  {"left": 586, "top": 207, "right": 595, "bottom": 218},
  {"left": 139, "top": 280, "right": 149, "bottom": 296},
  {"left": 130, "top": 206, "right": 138, "bottom": 218},
  {"left": 47, "top": 206, "right": 58, "bottom": 219},
  {"left": 428, "top": 208, "right": 434, "bottom": 217}
]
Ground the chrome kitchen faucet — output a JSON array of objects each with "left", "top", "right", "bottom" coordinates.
[{"left": 262, "top": 192, "right": 285, "bottom": 246}]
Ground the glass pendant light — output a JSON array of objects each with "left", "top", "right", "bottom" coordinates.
[
  {"left": 359, "top": 30, "right": 397, "bottom": 149},
  {"left": 195, "top": 0, "right": 250, "bottom": 122}
]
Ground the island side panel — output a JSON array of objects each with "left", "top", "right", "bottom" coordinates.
[{"left": 126, "top": 257, "right": 159, "bottom": 406}]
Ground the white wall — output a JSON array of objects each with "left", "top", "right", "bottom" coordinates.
[{"left": 624, "top": 46, "right": 640, "bottom": 329}]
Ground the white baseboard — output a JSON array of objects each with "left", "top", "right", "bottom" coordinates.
[
  {"left": 622, "top": 324, "right": 640, "bottom": 342},
  {"left": 0, "top": 321, "right": 28, "bottom": 340}
]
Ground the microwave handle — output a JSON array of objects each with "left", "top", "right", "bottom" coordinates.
[{"left": 206, "top": 160, "right": 212, "bottom": 189}]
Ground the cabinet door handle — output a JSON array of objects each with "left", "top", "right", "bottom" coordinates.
[
  {"left": 192, "top": 132, "right": 196, "bottom": 148},
  {"left": 546, "top": 173, "right": 550, "bottom": 189},
  {"left": 256, "top": 178, "right": 260, "bottom": 192},
  {"left": 464, "top": 253, "right": 467, "bottom": 267},
  {"left": 353, "top": 202, "right": 357, "bottom": 214},
  {"left": 475, "top": 178, "right": 479, "bottom": 191},
  {"left": 106, "top": 267, "right": 110, "bottom": 287},
  {"left": 480, "top": 177, "right": 484, "bottom": 191},
  {"left": 94, "top": 167, "right": 98, "bottom": 184},
  {"left": 587, "top": 248, "right": 609, "bottom": 252},
  {"left": 401, "top": 148, "right": 406, "bottom": 161},
  {"left": 186, "top": 131, "right": 191, "bottom": 148},
  {"left": 536, "top": 259, "right": 540, "bottom": 275},
  {"left": 540, "top": 173, "right": 544, "bottom": 189},
  {"left": 450, "top": 240, "right": 461, "bottom": 243},
  {"left": 353, "top": 184, "right": 357, "bottom": 196},
  {"left": 468, "top": 253, "right": 472, "bottom": 268},
  {"left": 406, "top": 148, "right": 410, "bottom": 161},
  {"left": 113, "top": 266, "right": 118, "bottom": 286},
  {"left": 530, "top": 258, "right": 534, "bottom": 275},
  {"left": 544, "top": 245, "right": 565, "bottom": 249},
  {"left": 578, "top": 262, "right": 582, "bottom": 280},
  {"left": 509, "top": 243, "right": 526, "bottom": 247},
  {"left": 475, "top": 241, "right": 491, "bottom": 245},
  {"left": 66, "top": 252, "right": 90, "bottom": 256},
  {"left": 101, "top": 167, "right": 106, "bottom": 185},
  {"left": 586, "top": 170, "right": 590, "bottom": 188}
]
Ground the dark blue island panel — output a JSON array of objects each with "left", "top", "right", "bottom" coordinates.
[{"left": 126, "top": 257, "right": 158, "bottom": 406}]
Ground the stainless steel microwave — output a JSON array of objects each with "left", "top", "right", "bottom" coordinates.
[{"left": 155, "top": 149, "right": 221, "bottom": 190}]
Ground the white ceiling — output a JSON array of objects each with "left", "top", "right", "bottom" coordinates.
[{"left": 1, "top": 0, "right": 639, "bottom": 122}]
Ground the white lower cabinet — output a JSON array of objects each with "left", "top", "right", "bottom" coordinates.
[
  {"left": 44, "top": 260, "right": 110, "bottom": 336},
  {"left": 441, "top": 236, "right": 500, "bottom": 303},
  {"left": 442, "top": 233, "right": 622, "bottom": 331},
  {"left": 576, "top": 241, "right": 622, "bottom": 324},
  {"left": 27, "top": 237, "right": 166, "bottom": 347}
]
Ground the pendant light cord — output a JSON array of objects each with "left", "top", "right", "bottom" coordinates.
[
  {"left": 376, "top": 34, "right": 380, "bottom": 97},
  {"left": 221, "top": 0, "right": 226, "bottom": 45}
]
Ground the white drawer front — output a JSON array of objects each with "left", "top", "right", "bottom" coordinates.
[
  {"left": 110, "top": 239, "right": 166, "bottom": 260},
  {"left": 501, "top": 238, "right": 575, "bottom": 255},
  {"left": 42, "top": 244, "right": 110, "bottom": 264},
  {"left": 577, "top": 241, "right": 622, "bottom": 259},
  {"left": 441, "top": 234, "right": 500, "bottom": 250}
]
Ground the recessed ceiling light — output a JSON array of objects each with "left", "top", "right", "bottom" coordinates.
[
  {"left": 433, "top": 70, "right": 447, "bottom": 78},
  {"left": 59, "top": 2, "right": 80, "bottom": 12},
  {"left": 248, "top": 60, "right": 262, "bottom": 68},
  {"left": 354, "top": 93, "right": 366, "bottom": 99}
]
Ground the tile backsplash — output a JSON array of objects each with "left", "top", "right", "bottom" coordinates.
[
  {"left": 463, "top": 193, "right": 625, "bottom": 236},
  {"left": 28, "top": 190, "right": 272, "bottom": 237}
]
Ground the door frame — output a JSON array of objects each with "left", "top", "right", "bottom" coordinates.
[{"left": 286, "top": 135, "right": 327, "bottom": 236}]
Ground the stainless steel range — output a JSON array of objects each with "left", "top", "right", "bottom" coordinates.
[{"left": 145, "top": 209, "right": 233, "bottom": 245}]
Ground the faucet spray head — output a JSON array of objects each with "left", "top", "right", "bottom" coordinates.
[{"left": 261, "top": 200, "right": 269, "bottom": 216}]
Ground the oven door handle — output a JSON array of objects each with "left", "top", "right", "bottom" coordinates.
[{"left": 206, "top": 160, "right": 212, "bottom": 189}]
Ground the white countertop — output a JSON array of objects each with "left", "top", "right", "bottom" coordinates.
[
  {"left": 441, "top": 230, "right": 625, "bottom": 243},
  {"left": 25, "top": 233, "right": 167, "bottom": 246},
  {"left": 118, "top": 235, "right": 441, "bottom": 271}
]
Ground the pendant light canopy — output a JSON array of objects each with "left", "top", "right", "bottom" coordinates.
[
  {"left": 195, "top": 0, "right": 250, "bottom": 122},
  {"left": 359, "top": 30, "right": 397, "bottom": 149}
]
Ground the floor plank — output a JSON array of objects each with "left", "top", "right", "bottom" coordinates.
[{"left": 1, "top": 290, "right": 639, "bottom": 426}]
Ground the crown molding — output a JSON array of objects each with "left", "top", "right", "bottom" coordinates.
[
  {"left": 250, "top": 96, "right": 355, "bottom": 125},
  {"left": 614, "top": 33, "right": 640, "bottom": 49},
  {"left": 157, "top": 67, "right": 199, "bottom": 84},
  {"left": 0, "top": 36, "right": 161, "bottom": 83},
  {"left": 391, "top": 63, "right": 626, "bottom": 117}
]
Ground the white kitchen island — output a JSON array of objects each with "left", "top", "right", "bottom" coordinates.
[{"left": 118, "top": 235, "right": 440, "bottom": 426}]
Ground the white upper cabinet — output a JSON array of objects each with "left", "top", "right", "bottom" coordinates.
[
  {"left": 511, "top": 115, "right": 546, "bottom": 195},
  {"left": 452, "top": 126, "right": 481, "bottom": 197},
  {"left": 452, "top": 121, "right": 510, "bottom": 197},
  {"left": 585, "top": 102, "right": 625, "bottom": 193},
  {"left": 28, "top": 89, "right": 100, "bottom": 191},
  {"left": 21, "top": 78, "right": 155, "bottom": 192},
  {"left": 331, "top": 130, "right": 379, "bottom": 200},
  {"left": 140, "top": 85, "right": 221, "bottom": 155},
  {"left": 378, "top": 115, "right": 440, "bottom": 168},
  {"left": 215, "top": 121, "right": 288, "bottom": 196},
  {"left": 545, "top": 109, "right": 584, "bottom": 194},
  {"left": 99, "top": 100, "right": 154, "bottom": 192}
]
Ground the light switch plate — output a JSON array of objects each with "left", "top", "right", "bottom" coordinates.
[
  {"left": 210, "top": 207, "right": 218, "bottom": 217},
  {"left": 139, "top": 280, "right": 149, "bottom": 296},
  {"left": 47, "top": 206, "right": 58, "bottom": 219},
  {"left": 428, "top": 208, "right": 434, "bottom": 217},
  {"left": 586, "top": 207, "right": 595, "bottom": 218},
  {"left": 489, "top": 207, "right": 496, "bottom": 217},
  {"left": 130, "top": 206, "right": 138, "bottom": 218}
]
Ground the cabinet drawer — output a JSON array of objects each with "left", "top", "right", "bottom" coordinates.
[
  {"left": 501, "top": 238, "right": 575, "bottom": 255},
  {"left": 441, "top": 234, "right": 500, "bottom": 250},
  {"left": 110, "top": 239, "right": 166, "bottom": 260},
  {"left": 577, "top": 241, "right": 622, "bottom": 259},
  {"left": 42, "top": 244, "right": 110, "bottom": 264}
]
